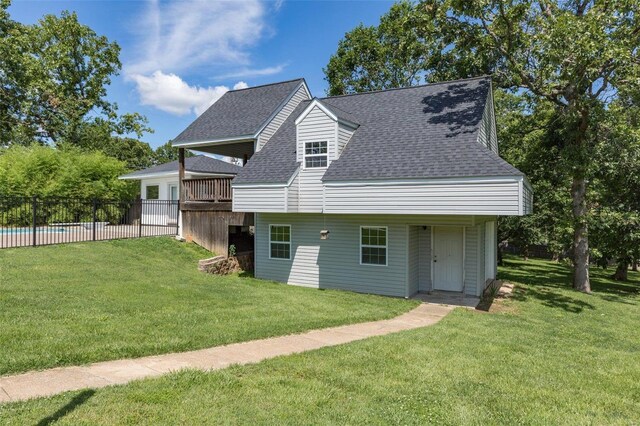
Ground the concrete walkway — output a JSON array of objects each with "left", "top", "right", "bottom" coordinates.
[{"left": 0, "top": 303, "right": 453, "bottom": 403}]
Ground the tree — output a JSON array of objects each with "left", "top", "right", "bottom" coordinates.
[
  {"left": 421, "top": 0, "right": 640, "bottom": 292},
  {"left": 0, "top": 4, "right": 151, "bottom": 146},
  {"left": 153, "top": 141, "right": 194, "bottom": 164},
  {"left": 590, "top": 97, "right": 640, "bottom": 280},
  {"left": 324, "top": 1, "right": 434, "bottom": 96}
]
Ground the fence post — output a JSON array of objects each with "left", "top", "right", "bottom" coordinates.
[
  {"left": 92, "top": 198, "right": 97, "bottom": 241},
  {"left": 175, "top": 200, "right": 180, "bottom": 236},
  {"left": 138, "top": 198, "right": 143, "bottom": 238},
  {"left": 32, "top": 195, "right": 37, "bottom": 247}
]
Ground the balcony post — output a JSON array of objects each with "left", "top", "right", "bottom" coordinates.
[{"left": 178, "top": 148, "right": 185, "bottom": 204}]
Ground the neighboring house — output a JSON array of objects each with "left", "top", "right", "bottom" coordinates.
[
  {"left": 172, "top": 76, "right": 533, "bottom": 298},
  {"left": 119, "top": 156, "right": 242, "bottom": 239}
]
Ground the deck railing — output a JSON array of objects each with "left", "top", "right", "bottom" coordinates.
[{"left": 182, "top": 177, "right": 233, "bottom": 202}]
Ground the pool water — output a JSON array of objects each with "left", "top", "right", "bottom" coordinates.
[{"left": 0, "top": 227, "right": 66, "bottom": 235}]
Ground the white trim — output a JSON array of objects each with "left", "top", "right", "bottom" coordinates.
[
  {"left": 120, "top": 171, "right": 236, "bottom": 180},
  {"left": 323, "top": 175, "right": 525, "bottom": 187},
  {"left": 233, "top": 182, "right": 288, "bottom": 189},
  {"left": 303, "top": 140, "right": 328, "bottom": 169},
  {"left": 295, "top": 99, "right": 337, "bottom": 125},
  {"left": 144, "top": 184, "right": 160, "bottom": 200},
  {"left": 518, "top": 179, "right": 524, "bottom": 215},
  {"left": 283, "top": 186, "right": 288, "bottom": 213},
  {"left": 268, "top": 224, "right": 291, "bottom": 260},
  {"left": 359, "top": 226, "right": 388, "bottom": 267},
  {"left": 405, "top": 225, "right": 410, "bottom": 298},
  {"left": 462, "top": 226, "right": 466, "bottom": 294},
  {"left": 430, "top": 226, "right": 434, "bottom": 287},
  {"left": 171, "top": 135, "right": 254, "bottom": 148}
]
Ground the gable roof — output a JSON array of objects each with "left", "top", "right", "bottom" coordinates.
[
  {"left": 120, "top": 155, "right": 242, "bottom": 180},
  {"left": 172, "top": 79, "right": 307, "bottom": 145},
  {"left": 234, "top": 76, "right": 522, "bottom": 185},
  {"left": 295, "top": 98, "right": 359, "bottom": 128}
]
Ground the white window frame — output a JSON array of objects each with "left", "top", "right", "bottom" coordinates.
[
  {"left": 303, "top": 141, "right": 328, "bottom": 169},
  {"left": 145, "top": 184, "right": 160, "bottom": 200},
  {"left": 269, "top": 224, "right": 291, "bottom": 260},
  {"left": 360, "top": 226, "right": 388, "bottom": 266}
]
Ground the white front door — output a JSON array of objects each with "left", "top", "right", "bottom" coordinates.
[{"left": 433, "top": 226, "right": 464, "bottom": 292}]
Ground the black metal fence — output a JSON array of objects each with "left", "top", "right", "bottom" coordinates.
[{"left": 0, "top": 197, "right": 179, "bottom": 249}]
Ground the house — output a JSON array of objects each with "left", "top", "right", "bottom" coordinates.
[
  {"left": 172, "top": 76, "right": 533, "bottom": 298},
  {"left": 120, "top": 155, "right": 246, "bottom": 253}
]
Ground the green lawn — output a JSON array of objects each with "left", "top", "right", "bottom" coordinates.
[
  {"left": 0, "top": 237, "right": 416, "bottom": 376},
  {"left": 2, "top": 257, "right": 638, "bottom": 424}
]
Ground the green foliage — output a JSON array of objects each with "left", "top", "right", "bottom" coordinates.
[
  {"left": 0, "top": 4, "right": 152, "bottom": 146},
  {"left": 0, "top": 145, "right": 136, "bottom": 199},
  {"left": 324, "top": 1, "right": 433, "bottom": 95},
  {"left": 153, "top": 141, "right": 195, "bottom": 164}
]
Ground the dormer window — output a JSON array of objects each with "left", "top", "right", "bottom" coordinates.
[{"left": 304, "top": 141, "right": 328, "bottom": 168}]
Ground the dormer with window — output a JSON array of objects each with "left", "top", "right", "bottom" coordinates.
[{"left": 292, "top": 99, "right": 359, "bottom": 212}]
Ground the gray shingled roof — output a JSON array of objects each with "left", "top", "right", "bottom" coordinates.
[
  {"left": 172, "top": 79, "right": 305, "bottom": 144},
  {"left": 316, "top": 99, "right": 359, "bottom": 126},
  {"left": 120, "top": 155, "right": 242, "bottom": 179},
  {"left": 234, "top": 76, "right": 522, "bottom": 185}
]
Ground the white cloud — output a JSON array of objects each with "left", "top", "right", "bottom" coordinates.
[
  {"left": 127, "top": 0, "right": 267, "bottom": 76},
  {"left": 215, "top": 65, "right": 287, "bottom": 80},
  {"left": 129, "top": 71, "right": 248, "bottom": 116},
  {"left": 125, "top": 0, "right": 284, "bottom": 116}
]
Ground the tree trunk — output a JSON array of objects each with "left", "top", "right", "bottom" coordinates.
[
  {"left": 612, "top": 263, "right": 628, "bottom": 281},
  {"left": 571, "top": 176, "right": 591, "bottom": 292}
]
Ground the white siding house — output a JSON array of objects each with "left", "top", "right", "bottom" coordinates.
[{"left": 173, "top": 76, "right": 533, "bottom": 300}]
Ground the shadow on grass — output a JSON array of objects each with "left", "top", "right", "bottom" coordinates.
[
  {"left": 36, "top": 389, "right": 94, "bottom": 426},
  {"left": 238, "top": 270, "right": 255, "bottom": 279},
  {"left": 500, "top": 256, "right": 639, "bottom": 311},
  {"left": 510, "top": 286, "right": 596, "bottom": 313}
]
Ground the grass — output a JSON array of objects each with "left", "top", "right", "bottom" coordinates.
[
  {"left": 0, "top": 237, "right": 416, "bottom": 376},
  {"left": 1, "top": 256, "right": 638, "bottom": 424}
]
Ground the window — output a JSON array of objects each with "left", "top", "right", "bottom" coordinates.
[
  {"left": 269, "top": 225, "right": 291, "bottom": 259},
  {"left": 360, "top": 226, "right": 387, "bottom": 266},
  {"left": 146, "top": 185, "right": 159, "bottom": 200},
  {"left": 304, "top": 141, "right": 327, "bottom": 168},
  {"left": 169, "top": 184, "right": 178, "bottom": 201}
]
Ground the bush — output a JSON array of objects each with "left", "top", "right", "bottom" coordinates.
[{"left": 0, "top": 145, "right": 137, "bottom": 200}]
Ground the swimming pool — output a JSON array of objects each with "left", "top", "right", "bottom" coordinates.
[{"left": 0, "top": 227, "right": 66, "bottom": 235}]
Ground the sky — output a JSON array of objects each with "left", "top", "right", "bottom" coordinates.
[{"left": 9, "top": 0, "right": 394, "bottom": 149}]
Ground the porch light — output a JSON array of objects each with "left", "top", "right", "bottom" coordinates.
[{"left": 320, "top": 229, "right": 330, "bottom": 240}]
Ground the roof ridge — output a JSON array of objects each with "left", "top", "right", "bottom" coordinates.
[
  {"left": 227, "top": 78, "right": 305, "bottom": 93},
  {"left": 320, "top": 75, "right": 491, "bottom": 100}
]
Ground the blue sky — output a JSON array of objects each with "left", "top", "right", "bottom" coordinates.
[{"left": 9, "top": 0, "right": 393, "bottom": 148}]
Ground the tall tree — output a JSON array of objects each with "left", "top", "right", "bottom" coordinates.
[
  {"left": 0, "top": 4, "right": 151, "bottom": 146},
  {"left": 421, "top": 0, "right": 640, "bottom": 292},
  {"left": 324, "top": 1, "right": 434, "bottom": 96}
]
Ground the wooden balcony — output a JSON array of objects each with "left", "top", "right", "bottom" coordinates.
[{"left": 181, "top": 177, "right": 233, "bottom": 211}]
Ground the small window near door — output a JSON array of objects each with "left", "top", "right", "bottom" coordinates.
[
  {"left": 269, "top": 225, "right": 291, "bottom": 259},
  {"left": 360, "top": 226, "right": 387, "bottom": 266},
  {"left": 146, "top": 185, "right": 159, "bottom": 200}
]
